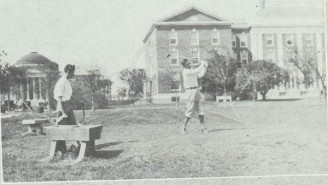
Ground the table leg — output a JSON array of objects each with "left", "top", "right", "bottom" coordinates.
[
  {"left": 86, "top": 140, "right": 95, "bottom": 156},
  {"left": 28, "top": 125, "right": 32, "bottom": 133},
  {"left": 76, "top": 141, "right": 87, "bottom": 162},
  {"left": 36, "top": 123, "right": 43, "bottom": 135},
  {"left": 48, "top": 141, "right": 58, "bottom": 159}
]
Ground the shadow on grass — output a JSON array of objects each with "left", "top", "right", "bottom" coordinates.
[
  {"left": 95, "top": 140, "right": 138, "bottom": 150},
  {"left": 93, "top": 150, "right": 123, "bottom": 159},
  {"left": 257, "top": 99, "right": 300, "bottom": 102},
  {"left": 209, "top": 128, "right": 247, "bottom": 133}
]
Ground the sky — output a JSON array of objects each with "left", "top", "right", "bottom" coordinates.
[{"left": 0, "top": 0, "right": 260, "bottom": 90}]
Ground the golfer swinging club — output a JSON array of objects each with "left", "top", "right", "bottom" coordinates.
[{"left": 181, "top": 58, "right": 208, "bottom": 134}]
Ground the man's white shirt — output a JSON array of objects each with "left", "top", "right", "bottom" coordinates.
[
  {"left": 182, "top": 61, "right": 207, "bottom": 89},
  {"left": 54, "top": 76, "right": 72, "bottom": 102}
]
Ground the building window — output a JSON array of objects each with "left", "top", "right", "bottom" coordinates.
[
  {"left": 171, "top": 80, "right": 180, "bottom": 91},
  {"left": 232, "top": 35, "right": 236, "bottom": 47},
  {"left": 239, "top": 35, "right": 247, "bottom": 47},
  {"left": 285, "top": 34, "right": 294, "bottom": 46},
  {"left": 191, "top": 49, "right": 199, "bottom": 64},
  {"left": 265, "top": 34, "right": 274, "bottom": 47},
  {"left": 169, "top": 29, "right": 178, "bottom": 45},
  {"left": 191, "top": 29, "right": 199, "bottom": 45},
  {"left": 211, "top": 29, "right": 220, "bottom": 45},
  {"left": 170, "top": 50, "right": 179, "bottom": 65},
  {"left": 171, "top": 73, "right": 181, "bottom": 92},
  {"left": 241, "top": 51, "right": 248, "bottom": 64},
  {"left": 304, "top": 33, "right": 313, "bottom": 46}
]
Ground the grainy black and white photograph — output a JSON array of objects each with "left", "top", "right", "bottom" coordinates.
[{"left": 0, "top": 0, "right": 327, "bottom": 184}]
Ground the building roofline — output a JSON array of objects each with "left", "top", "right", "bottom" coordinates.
[
  {"left": 143, "top": 6, "right": 231, "bottom": 43},
  {"left": 143, "top": 21, "right": 232, "bottom": 43},
  {"left": 156, "top": 6, "right": 229, "bottom": 22},
  {"left": 143, "top": 25, "right": 155, "bottom": 43},
  {"left": 154, "top": 21, "right": 232, "bottom": 26}
]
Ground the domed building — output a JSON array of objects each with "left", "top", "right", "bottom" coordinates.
[{"left": 16, "top": 52, "right": 59, "bottom": 109}]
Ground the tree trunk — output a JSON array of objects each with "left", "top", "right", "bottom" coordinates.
[
  {"left": 261, "top": 92, "right": 266, "bottom": 100},
  {"left": 252, "top": 81, "right": 255, "bottom": 102},
  {"left": 215, "top": 83, "right": 218, "bottom": 102},
  {"left": 7, "top": 88, "right": 11, "bottom": 112},
  {"left": 316, "top": 69, "right": 326, "bottom": 98},
  {"left": 223, "top": 81, "right": 227, "bottom": 108},
  {"left": 7, "top": 92, "right": 10, "bottom": 112},
  {"left": 91, "top": 90, "right": 95, "bottom": 111},
  {"left": 109, "top": 86, "right": 112, "bottom": 100}
]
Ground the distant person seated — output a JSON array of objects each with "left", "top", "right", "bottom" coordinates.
[
  {"left": 15, "top": 99, "right": 24, "bottom": 110},
  {"left": 1, "top": 101, "right": 6, "bottom": 113}
]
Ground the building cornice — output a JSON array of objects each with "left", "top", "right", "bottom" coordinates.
[
  {"left": 231, "top": 24, "right": 251, "bottom": 29},
  {"left": 250, "top": 23, "right": 324, "bottom": 27},
  {"left": 143, "top": 25, "right": 155, "bottom": 43},
  {"left": 154, "top": 21, "right": 232, "bottom": 26}
]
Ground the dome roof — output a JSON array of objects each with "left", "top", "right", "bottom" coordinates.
[{"left": 16, "top": 52, "right": 54, "bottom": 65}]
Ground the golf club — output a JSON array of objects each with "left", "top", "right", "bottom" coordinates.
[{"left": 166, "top": 49, "right": 191, "bottom": 60}]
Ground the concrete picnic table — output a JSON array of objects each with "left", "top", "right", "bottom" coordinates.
[
  {"left": 22, "top": 119, "right": 52, "bottom": 135},
  {"left": 44, "top": 125, "right": 103, "bottom": 162}
]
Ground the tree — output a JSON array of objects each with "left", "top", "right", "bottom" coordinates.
[
  {"left": 119, "top": 68, "right": 145, "bottom": 99},
  {"left": 289, "top": 52, "right": 326, "bottom": 97},
  {"left": 117, "top": 87, "right": 127, "bottom": 100},
  {"left": 202, "top": 49, "right": 240, "bottom": 99},
  {"left": 98, "top": 79, "right": 113, "bottom": 99},
  {"left": 74, "top": 69, "right": 108, "bottom": 111},
  {"left": 0, "top": 51, "right": 26, "bottom": 111},
  {"left": 235, "top": 60, "right": 289, "bottom": 100}
]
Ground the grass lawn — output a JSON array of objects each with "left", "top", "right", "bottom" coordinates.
[{"left": 1, "top": 99, "right": 328, "bottom": 182}]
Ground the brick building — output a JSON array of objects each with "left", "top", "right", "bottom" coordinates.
[{"left": 143, "top": 0, "right": 325, "bottom": 102}]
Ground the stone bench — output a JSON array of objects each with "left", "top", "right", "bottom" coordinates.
[
  {"left": 22, "top": 119, "right": 54, "bottom": 135},
  {"left": 44, "top": 125, "right": 103, "bottom": 162},
  {"left": 216, "top": 95, "right": 232, "bottom": 102}
]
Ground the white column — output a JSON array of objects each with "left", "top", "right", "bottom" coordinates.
[
  {"left": 289, "top": 75, "right": 292, "bottom": 89},
  {"left": 143, "top": 80, "right": 147, "bottom": 98},
  {"left": 277, "top": 34, "right": 284, "bottom": 67},
  {"left": 26, "top": 78, "right": 30, "bottom": 100},
  {"left": 39, "top": 78, "right": 42, "bottom": 99},
  {"left": 316, "top": 32, "right": 323, "bottom": 89},
  {"left": 33, "top": 78, "right": 37, "bottom": 100},
  {"left": 257, "top": 34, "right": 263, "bottom": 60},
  {"left": 293, "top": 74, "right": 297, "bottom": 89},
  {"left": 46, "top": 89, "right": 50, "bottom": 103},
  {"left": 250, "top": 33, "right": 259, "bottom": 60},
  {"left": 20, "top": 83, "right": 24, "bottom": 100}
]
